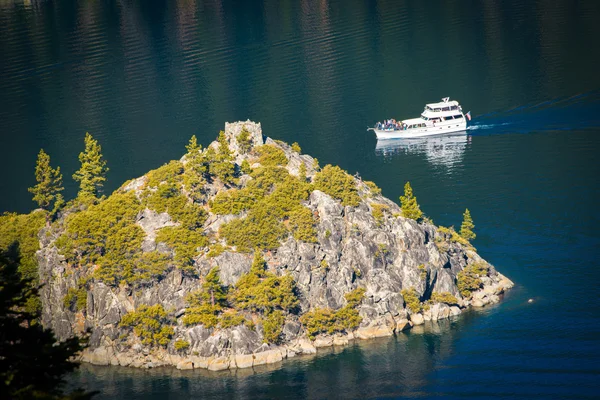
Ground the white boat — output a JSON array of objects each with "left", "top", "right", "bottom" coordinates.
[{"left": 369, "top": 97, "right": 470, "bottom": 139}]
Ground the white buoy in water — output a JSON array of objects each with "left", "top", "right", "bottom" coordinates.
[{"left": 528, "top": 299, "right": 534, "bottom": 303}]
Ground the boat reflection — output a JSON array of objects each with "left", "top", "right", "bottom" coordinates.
[{"left": 375, "top": 132, "right": 470, "bottom": 167}]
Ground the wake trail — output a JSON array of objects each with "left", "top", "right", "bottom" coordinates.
[{"left": 468, "top": 90, "right": 600, "bottom": 135}]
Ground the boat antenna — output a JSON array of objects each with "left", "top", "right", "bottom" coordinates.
[{"left": 442, "top": 97, "right": 449, "bottom": 103}]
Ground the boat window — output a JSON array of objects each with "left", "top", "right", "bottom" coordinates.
[
  {"left": 442, "top": 107, "right": 450, "bottom": 111},
  {"left": 434, "top": 108, "right": 441, "bottom": 112},
  {"left": 453, "top": 114, "right": 463, "bottom": 119},
  {"left": 450, "top": 106, "right": 458, "bottom": 110}
]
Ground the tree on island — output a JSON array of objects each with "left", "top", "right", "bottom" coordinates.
[
  {"left": 400, "top": 181, "right": 423, "bottom": 221},
  {"left": 73, "top": 132, "right": 108, "bottom": 201},
  {"left": 28, "top": 149, "right": 64, "bottom": 225},
  {"left": 201, "top": 267, "right": 227, "bottom": 308},
  {"left": 0, "top": 244, "right": 95, "bottom": 400},
  {"left": 460, "top": 208, "right": 476, "bottom": 241}
]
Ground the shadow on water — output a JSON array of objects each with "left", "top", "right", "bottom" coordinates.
[
  {"left": 468, "top": 90, "right": 600, "bottom": 135},
  {"left": 72, "top": 310, "right": 495, "bottom": 400}
]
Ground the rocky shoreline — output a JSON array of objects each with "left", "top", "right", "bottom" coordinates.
[{"left": 36, "top": 120, "right": 513, "bottom": 371}]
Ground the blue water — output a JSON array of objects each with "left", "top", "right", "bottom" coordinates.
[{"left": 1, "top": 0, "right": 600, "bottom": 398}]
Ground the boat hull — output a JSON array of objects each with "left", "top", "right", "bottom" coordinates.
[{"left": 372, "top": 121, "right": 467, "bottom": 139}]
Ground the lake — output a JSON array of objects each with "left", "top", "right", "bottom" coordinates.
[{"left": 1, "top": 0, "right": 600, "bottom": 398}]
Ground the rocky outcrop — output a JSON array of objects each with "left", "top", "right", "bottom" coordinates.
[{"left": 36, "top": 120, "right": 513, "bottom": 371}]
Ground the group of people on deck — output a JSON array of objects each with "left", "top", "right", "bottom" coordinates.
[{"left": 376, "top": 119, "right": 406, "bottom": 131}]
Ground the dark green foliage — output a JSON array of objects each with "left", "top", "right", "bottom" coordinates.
[
  {"left": 182, "top": 267, "right": 227, "bottom": 327},
  {"left": 144, "top": 187, "right": 207, "bottom": 230},
  {"left": 120, "top": 304, "right": 174, "bottom": 347},
  {"left": 240, "top": 159, "right": 252, "bottom": 175},
  {"left": 0, "top": 211, "right": 46, "bottom": 316},
  {"left": 155, "top": 226, "right": 208, "bottom": 272},
  {"left": 457, "top": 262, "right": 489, "bottom": 298},
  {"left": 429, "top": 292, "right": 459, "bottom": 305},
  {"left": 73, "top": 132, "right": 108, "bottom": 200},
  {"left": 63, "top": 287, "right": 87, "bottom": 312},
  {"left": 238, "top": 127, "right": 252, "bottom": 154},
  {"left": 0, "top": 245, "right": 95, "bottom": 400},
  {"left": 364, "top": 181, "right": 382, "bottom": 195},
  {"left": 262, "top": 310, "right": 285, "bottom": 344},
  {"left": 401, "top": 287, "right": 422, "bottom": 313},
  {"left": 437, "top": 225, "right": 471, "bottom": 247},
  {"left": 400, "top": 181, "right": 423, "bottom": 221},
  {"left": 218, "top": 166, "right": 316, "bottom": 250},
  {"left": 298, "top": 162, "right": 307, "bottom": 182},
  {"left": 460, "top": 208, "right": 476, "bottom": 241},
  {"left": 371, "top": 203, "right": 389, "bottom": 226},
  {"left": 206, "top": 243, "right": 226, "bottom": 258},
  {"left": 255, "top": 144, "right": 288, "bottom": 167},
  {"left": 205, "top": 131, "right": 236, "bottom": 185},
  {"left": 219, "top": 311, "right": 247, "bottom": 329},
  {"left": 313, "top": 165, "right": 360, "bottom": 207},
  {"left": 28, "top": 149, "right": 64, "bottom": 220},
  {"left": 231, "top": 252, "right": 299, "bottom": 313},
  {"left": 299, "top": 288, "right": 365, "bottom": 340},
  {"left": 145, "top": 161, "right": 184, "bottom": 188}
]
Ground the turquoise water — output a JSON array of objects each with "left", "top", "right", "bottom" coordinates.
[{"left": 2, "top": 1, "right": 600, "bottom": 398}]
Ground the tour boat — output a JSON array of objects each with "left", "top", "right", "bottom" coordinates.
[{"left": 369, "top": 98, "right": 470, "bottom": 139}]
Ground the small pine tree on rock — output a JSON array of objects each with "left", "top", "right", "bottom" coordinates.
[
  {"left": 400, "top": 181, "right": 423, "bottom": 221},
  {"left": 201, "top": 267, "right": 227, "bottom": 307},
  {"left": 73, "top": 132, "right": 108, "bottom": 201},
  {"left": 460, "top": 208, "right": 476, "bottom": 241},
  {"left": 28, "top": 149, "right": 64, "bottom": 223}
]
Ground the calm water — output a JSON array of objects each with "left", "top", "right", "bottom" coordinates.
[{"left": 2, "top": 0, "right": 600, "bottom": 398}]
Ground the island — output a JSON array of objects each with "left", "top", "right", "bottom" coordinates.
[{"left": 0, "top": 121, "right": 513, "bottom": 371}]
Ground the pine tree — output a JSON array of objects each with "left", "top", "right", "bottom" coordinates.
[
  {"left": 73, "top": 132, "right": 108, "bottom": 200},
  {"left": 201, "top": 267, "right": 227, "bottom": 307},
  {"left": 28, "top": 149, "right": 64, "bottom": 223},
  {"left": 400, "top": 181, "right": 423, "bottom": 221},
  {"left": 460, "top": 208, "right": 476, "bottom": 241},
  {"left": 0, "top": 244, "right": 95, "bottom": 399},
  {"left": 186, "top": 135, "right": 201, "bottom": 154}
]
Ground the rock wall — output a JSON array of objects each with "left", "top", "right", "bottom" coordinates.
[{"left": 37, "top": 120, "right": 513, "bottom": 371}]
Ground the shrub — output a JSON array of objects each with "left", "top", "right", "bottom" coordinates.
[
  {"left": 146, "top": 161, "right": 184, "bottom": 188},
  {"left": 401, "top": 287, "right": 422, "bottom": 313},
  {"left": 182, "top": 267, "right": 228, "bottom": 328},
  {"left": 144, "top": 188, "right": 207, "bottom": 230},
  {"left": 313, "top": 165, "right": 360, "bottom": 207},
  {"left": 218, "top": 167, "right": 315, "bottom": 251},
  {"left": 120, "top": 304, "right": 174, "bottom": 347},
  {"left": 457, "top": 262, "right": 489, "bottom": 298},
  {"left": 299, "top": 288, "right": 365, "bottom": 340},
  {"left": 371, "top": 203, "right": 389, "bottom": 226},
  {"left": 155, "top": 226, "right": 208, "bottom": 272},
  {"left": 291, "top": 142, "right": 301, "bottom": 153},
  {"left": 364, "top": 181, "right": 381, "bottom": 195},
  {"left": 240, "top": 159, "right": 252, "bottom": 175},
  {"left": 230, "top": 252, "right": 299, "bottom": 313},
  {"left": 219, "top": 311, "right": 247, "bottom": 329},
  {"left": 63, "top": 287, "right": 87, "bottom": 312},
  {"left": 255, "top": 144, "right": 288, "bottom": 167},
  {"left": 207, "top": 243, "right": 226, "bottom": 258},
  {"left": 174, "top": 339, "right": 190, "bottom": 351},
  {"left": 262, "top": 310, "right": 285, "bottom": 344},
  {"left": 430, "top": 292, "right": 459, "bottom": 305},
  {"left": 437, "top": 225, "right": 470, "bottom": 247}
]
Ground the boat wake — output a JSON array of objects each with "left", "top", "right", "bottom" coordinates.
[{"left": 468, "top": 90, "right": 600, "bottom": 135}]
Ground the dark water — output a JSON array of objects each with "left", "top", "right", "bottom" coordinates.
[{"left": 2, "top": 0, "right": 600, "bottom": 398}]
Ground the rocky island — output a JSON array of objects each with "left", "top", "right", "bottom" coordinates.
[{"left": 1, "top": 121, "right": 513, "bottom": 372}]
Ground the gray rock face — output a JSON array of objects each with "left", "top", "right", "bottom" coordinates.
[{"left": 36, "top": 120, "right": 513, "bottom": 371}]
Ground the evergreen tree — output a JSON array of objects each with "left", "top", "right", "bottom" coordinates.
[
  {"left": 400, "top": 181, "right": 423, "bottom": 221},
  {"left": 28, "top": 149, "right": 64, "bottom": 223},
  {"left": 73, "top": 132, "right": 108, "bottom": 200},
  {"left": 460, "top": 208, "right": 476, "bottom": 241},
  {"left": 186, "top": 135, "right": 201, "bottom": 154},
  {"left": 0, "top": 244, "right": 95, "bottom": 399},
  {"left": 201, "top": 267, "right": 227, "bottom": 307}
]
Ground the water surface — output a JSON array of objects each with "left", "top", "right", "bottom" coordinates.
[{"left": 1, "top": 0, "right": 599, "bottom": 398}]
